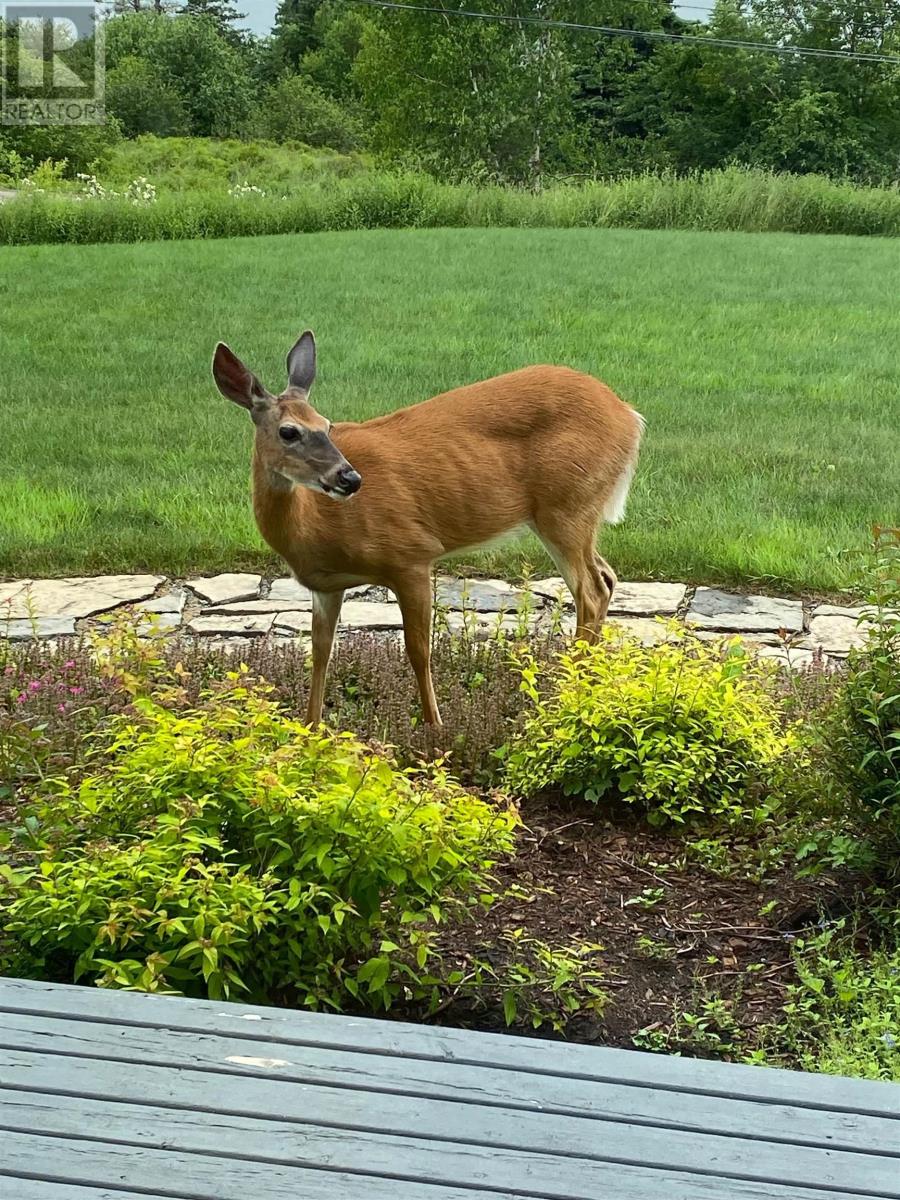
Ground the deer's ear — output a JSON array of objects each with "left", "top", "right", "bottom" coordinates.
[
  {"left": 212, "top": 343, "right": 271, "bottom": 410},
  {"left": 287, "top": 330, "right": 316, "bottom": 394}
]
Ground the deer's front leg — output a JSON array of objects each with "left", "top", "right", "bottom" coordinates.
[
  {"left": 393, "top": 569, "right": 442, "bottom": 727},
  {"left": 306, "top": 589, "right": 344, "bottom": 725}
]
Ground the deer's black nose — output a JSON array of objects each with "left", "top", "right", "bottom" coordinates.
[{"left": 336, "top": 466, "right": 362, "bottom": 495}]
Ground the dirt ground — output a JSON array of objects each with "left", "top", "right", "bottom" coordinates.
[{"left": 430, "top": 795, "right": 852, "bottom": 1057}]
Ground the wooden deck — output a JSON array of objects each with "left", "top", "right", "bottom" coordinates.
[{"left": 1, "top": 977, "right": 899, "bottom": 1199}]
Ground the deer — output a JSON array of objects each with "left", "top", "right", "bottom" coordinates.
[{"left": 212, "top": 332, "right": 644, "bottom": 728}]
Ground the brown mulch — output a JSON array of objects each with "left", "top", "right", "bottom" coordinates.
[{"left": 427, "top": 795, "right": 853, "bottom": 1054}]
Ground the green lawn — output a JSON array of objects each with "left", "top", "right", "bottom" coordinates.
[{"left": 1, "top": 226, "right": 898, "bottom": 591}]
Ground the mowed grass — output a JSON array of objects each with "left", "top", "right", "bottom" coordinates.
[{"left": 1, "top": 226, "right": 898, "bottom": 591}]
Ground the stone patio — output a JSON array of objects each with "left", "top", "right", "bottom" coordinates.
[{"left": 0, "top": 571, "right": 874, "bottom": 669}]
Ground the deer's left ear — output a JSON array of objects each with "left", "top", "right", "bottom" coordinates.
[
  {"left": 287, "top": 330, "right": 316, "bottom": 394},
  {"left": 212, "top": 343, "right": 272, "bottom": 411}
]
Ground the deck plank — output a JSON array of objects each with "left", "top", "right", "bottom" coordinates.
[
  {"left": 0, "top": 1132, "right": 522, "bottom": 1200},
  {"left": 3, "top": 976, "right": 898, "bottom": 1116},
  {"left": 4, "top": 1087, "right": 900, "bottom": 1199},
  {"left": 1, "top": 1128, "right": 891, "bottom": 1200},
  {"left": 0, "top": 1183, "right": 170, "bottom": 1200},
  {"left": 4, "top": 1045, "right": 897, "bottom": 1156},
  {"left": 4, "top": 1009, "right": 900, "bottom": 1156},
  {"left": 2, "top": 977, "right": 899, "bottom": 1200}
]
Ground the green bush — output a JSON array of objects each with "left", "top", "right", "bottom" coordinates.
[
  {"left": 820, "top": 529, "right": 900, "bottom": 853},
  {"left": 504, "top": 627, "right": 792, "bottom": 825},
  {"left": 4, "top": 675, "right": 516, "bottom": 1005},
  {"left": 105, "top": 57, "right": 190, "bottom": 139},
  {"left": 254, "top": 76, "right": 363, "bottom": 152},
  {"left": 99, "top": 135, "right": 366, "bottom": 192},
  {"left": 0, "top": 121, "right": 121, "bottom": 181}
]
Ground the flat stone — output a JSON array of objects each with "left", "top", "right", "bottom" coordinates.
[
  {"left": 529, "top": 577, "right": 570, "bottom": 604},
  {"left": 135, "top": 611, "right": 183, "bottom": 634},
  {"left": 274, "top": 601, "right": 406, "bottom": 634},
  {"left": 269, "top": 578, "right": 374, "bottom": 603},
  {"left": 340, "top": 601, "right": 404, "bottom": 629},
  {"left": 692, "top": 629, "right": 808, "bottom": 648},
  {"left": 435, "top": 577, "right": 536, "bottom": 612},
  {"left": 188, "top": 612, "right": 274, "bottom": 636},
  {"left": 438, "top": 610, "right": 529, "bottom": 637},
  {"left": 609, "top": 582, "right": 687, "bottom": 617},
  {"left": 611, "top": 617, "right": 676, "bottom": 646},
  {"left": 272, "top": 611, "right": 313, "bottom": 634},
  {"left": 267, "top": 577, "right": 313, "bottom": 604},
  {"left": 186, "top": 574, "right": 262, "bottom": 605},
  {"left": 136, "top": 589, "right": 186, "bottom": 616},
  {"left": 809, "top": 613, "right": 869, "bottom": 655},
  {"left": 687, "top": 588, "right": 803, "bottom": 634},
  {"left": 5, "top": 616, "right": 76, "bottom": 641},
  {"left": 813, "top": 603, "right": 867, "bottom": 620},
  {"left": 0, "top": 575, "right": 164, "bottom": 620},
  {"left": 754, "top": 645, "right": 820, "bottom": 671},
  {"left": 210, "top": 598, "right": 314, "bottom": 615}
]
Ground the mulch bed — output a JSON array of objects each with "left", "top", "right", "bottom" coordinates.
[{"left": 429, "top": 795, "right": 852, "bottom": 1056}]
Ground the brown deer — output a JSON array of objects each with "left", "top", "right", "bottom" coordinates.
[{"left": 212, "top": 332, "right": 643, "bottom": 727}]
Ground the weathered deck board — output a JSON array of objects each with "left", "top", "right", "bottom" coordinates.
[
  {"left": 1, "top": 977, "right": 899, "bottom": 1200},
  {"left": 5, "top": 1044, "right": 898, "bottom": 1156},
  {"left": 3, "top": 1183, "right": 164, "bottom": 1200},
  {"left": 4, "top": 974, "right": 899, "bottom": 1114}
]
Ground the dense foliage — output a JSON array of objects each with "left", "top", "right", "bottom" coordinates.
[
  {"left": 803, "top": 529, "right": 900, "bottom": 863},
  {"left": 4, "top": 673, "right": 516, "bottom": 1003},
  {"left": 5, "top": 164, "right": 900, "bottom": 245},
  {"left": 505, "top": 626, "right": 792, "bottom": 824},
  {"left": 2, "top": 1, "right": 900, "bottom": 187}
]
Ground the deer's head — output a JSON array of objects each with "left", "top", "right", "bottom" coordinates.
[{"left": 212, "top": 331, "right": 362, "bottom": 499}]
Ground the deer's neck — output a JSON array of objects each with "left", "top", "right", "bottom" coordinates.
[{"left": 251, "top": 452, "right": 317, "bottom": 564}]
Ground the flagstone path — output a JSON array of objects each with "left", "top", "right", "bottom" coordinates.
[{"left": 0, "top": 572, "right": 871, "bottom": 669}]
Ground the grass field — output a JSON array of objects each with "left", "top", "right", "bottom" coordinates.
[{"left": 1, "top": 225, "right": 898, "bottom": 591}]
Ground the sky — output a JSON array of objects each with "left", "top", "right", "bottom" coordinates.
[{"left": 237, "top": 0, "right": 716, "bottom": 37}]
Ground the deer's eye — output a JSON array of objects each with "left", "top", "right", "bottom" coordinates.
[{"left": 279, "top": 425, "right": 302, "bottom": 443}]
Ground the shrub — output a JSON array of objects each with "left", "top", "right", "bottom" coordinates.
[
  {"left": 504, "top": 626, "right": 792, "bottom": 825},
  {"left": 105, "top": 57, "right": 190, "bottom": 139},
  {"left": 0, "top": 121, "right": 120, "bottom": 180},
  {"left": 254, "top": 76, "right": 363, "bottom": 152},
  {"left": 4, "top": 674, "right": 516, "bottom": 1005},
  {"left": 818, "top": 528, "right": 900, "bottom": 855}
]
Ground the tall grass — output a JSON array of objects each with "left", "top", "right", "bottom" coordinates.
[{"left": 4, "top": 167, "right": 900, "bottom": 246}]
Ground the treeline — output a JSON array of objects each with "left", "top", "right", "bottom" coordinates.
[{"left": 2, "top": 0, "right": 900, "bottom": 186}]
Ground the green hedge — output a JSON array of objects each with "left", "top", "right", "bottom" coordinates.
[{"left": 3, "top": 166, "right": 900, "bottom": 246}]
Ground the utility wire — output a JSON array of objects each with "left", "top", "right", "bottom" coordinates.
[{"left": 342, "top": 0, "right": 900, "bottom": 64}]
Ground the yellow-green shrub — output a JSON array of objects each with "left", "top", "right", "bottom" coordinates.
[
  {"left": 504, "top": 628, "right": 791, "bottom": 825},
  {"left": 5, "top": 675, "right": 516, "bottom": 1005}
]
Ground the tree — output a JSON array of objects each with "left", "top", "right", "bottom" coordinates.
[
  {"left": 183, "top": 0, "right": 249, "bottom": 47},
  {"left": 269, "top": 0, "right": 323, "bottom": 72},
  {"left": 353, "top": 0, "right": 588, "bottom": 184},
  {"left": 106, "top": 54, "right": 190, "bottom": 137},
  {"left": 105, "top": 11, "right": 256, "bottom": 137},
  {"left": 254, "top": 74, "right": 362, "bottom": 149}
]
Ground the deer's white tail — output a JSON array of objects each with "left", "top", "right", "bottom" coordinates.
[{"left": 603, "top": 410, "right": 644, "bottom": 525}]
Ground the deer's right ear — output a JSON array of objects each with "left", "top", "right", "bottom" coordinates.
[
  {"left": 212, "top": 343, "right": 271, "bottom": 410},
  {"left": 286, "top": 330, "right": 316, "bottom": 394}
]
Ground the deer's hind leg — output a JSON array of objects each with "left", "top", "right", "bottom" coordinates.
[{"left": 530, "top": 508, "right": 614, "bottom": 643}]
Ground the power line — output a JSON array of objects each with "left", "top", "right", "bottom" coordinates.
[{"left": 342, "top": 0, "right": 900, "bottom": 64}]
